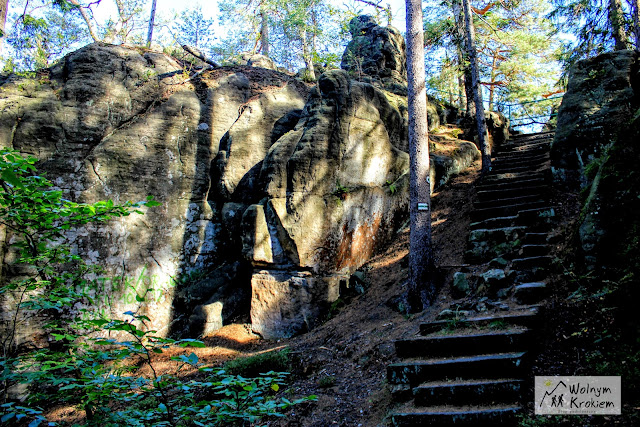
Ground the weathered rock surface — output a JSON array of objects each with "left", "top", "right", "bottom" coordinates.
[
  {"left": 552, "top": 50, "right": 638, "bottom": 170},
  {"left": 0, "top": 43, "right": 309, "bottom": 336},
  {"left": 0, "top": 36, "right": 500, "bottom": 341},
  {"left": 341, "top": 15, "right": 407, "bottom": 93},
  {"left": 552, "top": 49, "right": 640, "bottom": 274}
]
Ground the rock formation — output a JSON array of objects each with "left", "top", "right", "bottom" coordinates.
[
  {"left": 552, "top": 49, "right": 640, "bottom": 274},
  {"left": 341, "top": 15, "right": 408, "bottom": 94},
  {"left": 1, "top": 20, "right": 502, "bottom": 340}
]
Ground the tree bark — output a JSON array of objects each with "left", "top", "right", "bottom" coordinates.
[
  {"left": 609, "top": 0, "right": 629, "bottom": 50},
  {"left": 462, "top": 0, "right": 490, "bottom": 175},
  {"left": 146, "top": 0, "right": 157, "bottom": 48},
  {"left": 453, "top": 0, "right": 474, "bottom": 117},
  {"left": 405, "top": 0, "right": 434, "bottom": 313},
  {"left": 260, "top": 7, "right": 269, "bottom": 56},
  {"left": 301, "top": 29, "right": 316, "bottom": 81},
  {"left": 0, "top": 0, "right": 8, "bottom": 52},
  {"left": 633, "top": 0, "right": 640, "bottom": 49}
]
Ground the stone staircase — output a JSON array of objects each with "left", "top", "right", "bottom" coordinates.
[{"left": 387, "top": 131, "right": 556, "bottom": 425}]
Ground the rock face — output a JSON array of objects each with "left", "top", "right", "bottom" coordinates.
[
  {"left": 552, "top": 50, "right": 638, "bottom": 170},
  {"left": 552, "top": 49, "right": 640, "bottom": 275},
  {"left": 0, "top": 43, "right": 309, "bottom": 337},
  {"left": 341, "top": 15, "right": 407, "bottom": 93},
  {"left": 0, "top": 34, "right": 496, "bottom": 341},
  {"left": 244, "top": 70, "right": 410, "bottom": 338}
]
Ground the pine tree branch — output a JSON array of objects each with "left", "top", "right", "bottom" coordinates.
[{"left": 182, "top": 45, "right": 220, "bottom": 67}]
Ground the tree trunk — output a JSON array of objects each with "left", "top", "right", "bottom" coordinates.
[
  {"left": 462, "top": 0, "right": 490, "bottom": 175},
  {"left": 69, "top": 0, "right": 100, "bottom": 42},
  {"left": 453, "top": 0, "right": 474, "bottom": 117},
  {"left": 489, "top": 54, "right": 497, "bottom": 111},
  {"left": 301, "top": 29, "right": 316, "bottom": 81},
  {"left": 0, "top": 0, "right": 8, "bottom": 52},
  {"left": 260, "top": 7, "right": 269, "bottom": 56},
  {"left": 146, "top": 0, "right": 157, "bottom": 48},
  {"left": 632, "top": 0, "right": 640, "bottom": 48},
  {"left": 405, "top": 0, "right": 434, "bottom": 313},
  {"left": 609, "top": 0, "right": 628, "bottom": 50}
]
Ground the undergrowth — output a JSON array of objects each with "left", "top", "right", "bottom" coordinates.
[{"left": 0, "top": 150, "right": 315, "bottom": 426}]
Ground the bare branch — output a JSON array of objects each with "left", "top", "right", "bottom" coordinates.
[{"left": 182, "top": 45, "right": 220, "bottom": 67}]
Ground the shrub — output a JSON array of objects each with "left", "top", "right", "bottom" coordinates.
[{"left": 0, "top": 150, "right": 315, "bottom": 426}]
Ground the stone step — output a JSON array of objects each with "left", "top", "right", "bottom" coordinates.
[
  {"left": 395, "top": 330, "right": 531, "bottom": 358},
  {"left": 387, "top": 352, "right": 527, "bottom": 386},
  {"left": 419, "top": 310, "right": 539, "bottom": 335},
  {"left": 508, "top": 136, "right": 552, "bottom": 145},
  {"left": 511, "top": 255, "right": 553, "bottom": 270},
  {"left": 514, "top": 282, "right": 548, "bottom": 304},
  {"left": 469, "top": 216, "right": 519, "bottom": 231},
  {"left": 497, "top": 141, "right": 550, "bottom": 153},
  {"left": 514, "top": 207, "right": 555, "bottom": 224},
  {"left": 491, "top": 156, "right": 550, "bottom": 168},
  {"left": 492, "top": 152, "right": 549, "bottom": 165},
  {"left": 476, "top": 177, "right": 547, "bottom": 192},
  {"left": 488, "top": 164, "right": 549, "bottom": 176},
  {"left": 476, "top": 185, "right": 548, "bottom": 201},
  {"left": 391, "top": 405, "right": 521, "bottom": 426},
  {"left": 473, "top": 194, "right": 548, "bottom": 211},
  {"left": 413, "top": 378, "right": 525, "bottom": 407},
  {"left": 509, "top": 131, "right": 555, "bottom": 142},
  {"left": 496, "top": 145, "right": 549, "bottom": 158},
  {"left": 523, "top": 232, "right": 548, "bottom": 245},
  {"left": 519, "top": 244, "right": 550, "bottom": 257},
  {"left": 481, "top": 170, "right": 550, "bottom": 185},
  {"left": 471, "top": 200, "right": 548, "bottom": 221},
  {"left": 514, "top": 268, "right": 548, "bottom": 283}
]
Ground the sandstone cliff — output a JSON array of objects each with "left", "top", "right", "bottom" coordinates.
[{"left": 0, "top": 19, "right": 497, "bottom": 340}]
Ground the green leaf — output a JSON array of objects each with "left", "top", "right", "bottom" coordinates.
[
  {"left": 1, "top": 169, "right": 22, "bottom": 188},
  {"left": 271, "top": 383, "right": 280, "bottom": 392}
]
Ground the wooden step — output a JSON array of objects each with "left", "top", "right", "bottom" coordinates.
[
  {"left": 395, "top": 330, "right": 531, "bottom": 358},
  {"left": 480, "top": 170, "right": 550, "bottom": 184}
]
